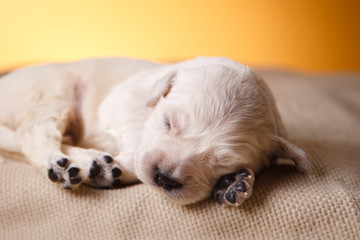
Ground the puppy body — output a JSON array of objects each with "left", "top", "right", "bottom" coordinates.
[
  {"left": 0, "top": 58, "right": 157, "bottom": 182},
  {"left": 0, "top": 57, "right": 309, "bottom": 205}
]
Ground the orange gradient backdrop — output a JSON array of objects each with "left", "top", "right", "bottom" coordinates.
[{"left": 1, "top": 0, "right": 359, "bottom": 72}]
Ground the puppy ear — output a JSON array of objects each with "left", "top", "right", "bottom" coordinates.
[
  {"left": 146, "top": 71, "right": 177, "bottom": 108},
  {"left": 273, "top": 136, "right": 311, "bottom": 173}
]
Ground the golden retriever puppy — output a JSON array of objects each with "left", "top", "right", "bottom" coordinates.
[{"left": 0, "top": 57, "right": 310, "bottom": 206}]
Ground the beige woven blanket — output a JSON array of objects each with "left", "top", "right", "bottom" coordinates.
[{"left": 1, "top": 70, "right": 359, "bottom": 239}]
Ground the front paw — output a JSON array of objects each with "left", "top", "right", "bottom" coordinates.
[
  {"left": 214, "top": 168, "right": 255, "bottom": 207},
  {"left": 46, "top": 153, "right": 83, "bottom": 189},
  {"left": 46, "top": 149, "right": 123, "bottom": 189},
  {"left": 84, "top": 155, "right": 123, "bottom": 188}
]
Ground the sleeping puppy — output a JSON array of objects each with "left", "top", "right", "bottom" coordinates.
[{"left": 0, "top": 57, "right": 310, "bottom": 206}]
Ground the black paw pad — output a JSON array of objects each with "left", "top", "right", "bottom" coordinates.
[
  {"left": 233, "top": 181, "right": 246, "bottom": 192},
  {"left": 215, "top": 175, "right": 233, "bottom": 189},
  {"left": 103, "top": 155, "right": 113, "bottom": 164},
  {"left": 237, "top": 169, "right": 250, "bottom": 178},
  {"left": 70, "top": 177, "right": 82, "bottom": 185},
  {"left": 112, "top": 179, "right": 121, "bottom": 188},
  {"left": 89, "top": 161, "right": 101, "bottom": 179},
  {"left": 112, "top": 168, "right": 122, "bottom": 178},
  {"left": 225, "top": 189, "right": 236, "bottom": 204},
  {"left": 214, "top": 168, "right": 254, "bottom": 206},
  {"left": 48, "top": 169, "right": 59, "bottom": 182},
  {"left": 215, "top": 193, "right": 225, "bottom": 205},
  {"left": 57, "top": 158, "right": 68, "bottom": 168},
  {"left": 68, "top": 167, "right": 80, "bottom": 178}
]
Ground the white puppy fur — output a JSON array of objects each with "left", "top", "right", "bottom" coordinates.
[{"left": 0, "top": 57, "right": 310, "bottom": 205}]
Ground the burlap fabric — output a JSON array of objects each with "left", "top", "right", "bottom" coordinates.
[{"left": 1, "top": 70, "right": 359, "bottom": 239}]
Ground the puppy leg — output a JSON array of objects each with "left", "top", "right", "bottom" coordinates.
[
  {"left": 62, "top": 145, "right": 123, "bottom": 188},
  {"left": 214, "top": 169, "right": 255, "bottom": 206},
  {"left": 17, "top": 101, "right": 83, "bottom": 189}
]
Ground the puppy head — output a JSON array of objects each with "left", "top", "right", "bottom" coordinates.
[{"left": 135, "top": 60, "right": 309, "bottom": 204}]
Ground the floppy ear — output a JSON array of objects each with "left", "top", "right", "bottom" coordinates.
[
  {"left": 145, "top": 71, "right": 177, "bottom": 108},
  {"left": 273, "top": 136, "right": 311, "bottom": 173}
]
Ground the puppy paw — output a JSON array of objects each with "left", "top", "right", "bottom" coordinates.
[
  {"left": 46, "top": 153, "right": 83, "bottom": 189},
  {"left": 83, "top": 154, "right": 123, "bottom": 188},
  {"left": 214, "top": 168, "right": 255, "bottom": 207},
  {"left": 62, "top": 147, "right": 123, "bottom": 189}
]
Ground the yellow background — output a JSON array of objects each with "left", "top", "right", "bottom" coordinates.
[{"left": 1, "top": 0, "right": 359, "bottom": 72}]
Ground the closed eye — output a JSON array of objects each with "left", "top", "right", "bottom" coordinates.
[{"left": 164, "top": 115, "right": 171, "bottom": 130}]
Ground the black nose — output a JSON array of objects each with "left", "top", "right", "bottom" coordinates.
[{"left": 154, "top": 169, "right": 182, "bottom": 190}]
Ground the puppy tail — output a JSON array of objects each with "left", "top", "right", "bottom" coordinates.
[
  {"left": 0, "top": 124, "right": 20, "bottom": 152},
  {"left": 273, "top": 136, "right": 311, "bottom": 173}
]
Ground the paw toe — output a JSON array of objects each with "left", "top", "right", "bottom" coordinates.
[
  {"left": 215, "top": 173, "right": 235, "bottom": 189},
  {"left": 103, "top": 155, "right": 113, "bottom": 164},
  {"left": 56, "top": 158, "right": 69, "bottom": 168},
  {"left": 225, "top": 189, "right": 237, "bottom": 204},
  {"left": 48, "top": 169, "right": 59, "bottom": 182},
  {"left": 237, "top": 169, "right": 250, "bottom": 178},
  {"left": 111, "top": 167, "right": 122, "bottom": 178},
  {"left": 214, "top": 192, "right": 225, "bottom": 205},
  {"left": 68, "top": 167, "right": 80, "bottom": 178},
  {"left": 233, "top": 181, "right": 246, "bottom": 192}
]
